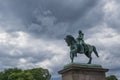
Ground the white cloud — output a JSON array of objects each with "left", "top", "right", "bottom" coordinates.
[
  {"left": 86, "top": 24, "right": 120, "bottom": 47},
  {"left": 0, "top": 31, "right": 28, "bottom": 47},
  {"left": 19, "top": 58, "right": 27, "bottom": 63},
  {"left": 0, "top": 31, "right": 69, "bottom": 73},
  {"left": 104, "top": 0, "right": 117, "bottom": 14}
]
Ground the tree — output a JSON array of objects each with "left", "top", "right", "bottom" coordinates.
[
  {"left": 0, "top": 72, "right": 3, "bottom": 80},
  {"left": 25, "top": 68, "right": 51, "bottom": 80},
  {"left": 2, "top": 68, "right": 22, "bottom": 80},
  {"left": 0, "top": 67, "right": 51, "bottom": 80},
  {"left": 8, "top": 72, "right": 34, "bottom": 80},
  {"left": 106, "top": 75, "right": 118, "bottom": 80}
]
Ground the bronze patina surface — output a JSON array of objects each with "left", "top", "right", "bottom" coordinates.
[{"left": 64, "top": 30, "right": 99, "bottom": 64}]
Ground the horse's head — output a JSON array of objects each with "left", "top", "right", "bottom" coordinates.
[{"left": 64, "top": 35, "right": 76, "bottom": 46}]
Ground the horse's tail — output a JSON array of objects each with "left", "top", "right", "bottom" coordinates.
[{"left": 93, "top": 46, "right": 99, "bottom": 57}]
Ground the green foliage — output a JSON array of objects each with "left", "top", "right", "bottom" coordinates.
[
  {"left": 0, "top": 72, "right": 3, "bottom": 79},
  {"left": 0, "top": 67, "right": 51, "bottom": 80},
  {"left": 8, "top": 72, "right": 34, "bottom": 80},
  {"left": 107, "top": 75, "right": 118, "bottom": 80},
  {"left": 1, "top": 68, "right": 22, "bottom": 80},
  {"left": 25, "top": 68, "right": 51, "bottom": 80}
]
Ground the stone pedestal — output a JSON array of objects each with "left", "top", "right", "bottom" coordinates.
[{"left": 58, "top": 63, "right": 109, "bottom": 80}]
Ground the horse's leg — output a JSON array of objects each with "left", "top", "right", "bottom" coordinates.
[
  {"left": 71, "top": 58, "right": 73, "bottom": 63},
  {"left": 88, "top": 57, "right": 92, "bottom": 64},
  {"left": 85, "top": 52, "right": 92, "bottom": 64},
  {"left": 93, "top": 46, "right": 99, "bottom": 57},
  {"left": 70, "top": 52, "right": 74, "bottom": 63},
  {"left": 71, "top": 55, "right": 73, "bottom": 63}
]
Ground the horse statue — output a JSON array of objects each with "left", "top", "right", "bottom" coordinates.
[{"left": 64, "top": 35, "right": 99, "bottom": 64}]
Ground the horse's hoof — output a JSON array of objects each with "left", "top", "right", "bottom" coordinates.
[
  {"left": 87, "top": 62, "right": 90, "bottom": 64},
  {"left": 87, "top": 61, "right": 91, "bottom": 64}
]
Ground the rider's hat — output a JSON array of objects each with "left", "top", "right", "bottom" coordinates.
[{"left": 79, "top": 30, "right": 84, "bottom": 35}]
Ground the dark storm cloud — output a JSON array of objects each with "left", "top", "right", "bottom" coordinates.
[
  {"left": 5, "top": 0, "right": 100, "bottom": 22},
  {"left": 28, "top": 0, "right": 103, "bottom": 38},
  {"left": 0, "top": 0, "right": 102, "bottom": 39},
  {"left": 44, "top": 0, "right": 100, "bottom": 22}
]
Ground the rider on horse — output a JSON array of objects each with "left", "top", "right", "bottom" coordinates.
[
  {"left": 64, "top": 30, "right": 99, "bottom": 63},
  {"left": 76, "top": 30, "right": 87, "bottom": 53}
]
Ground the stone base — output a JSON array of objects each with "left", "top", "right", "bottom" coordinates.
[{"left": 58, "top": 63, "right": 109, "bottom": 80}]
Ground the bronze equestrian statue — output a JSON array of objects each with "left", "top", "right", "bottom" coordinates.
[{"left": 64, "top": 30, "right": 99, "bottom": 64}]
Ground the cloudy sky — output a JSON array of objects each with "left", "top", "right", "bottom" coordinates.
[{"left": 0, "top": 0, "right": 120, "bottom": 80}]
